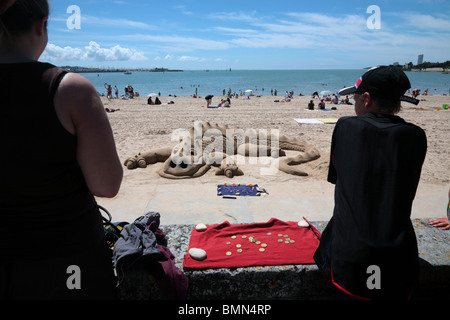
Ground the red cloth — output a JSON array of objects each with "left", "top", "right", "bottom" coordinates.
[{"left": 183, "top": 218, "right": 321, "bottom": 269}]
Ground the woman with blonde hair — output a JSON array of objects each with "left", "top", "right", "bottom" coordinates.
[{"left": 0, "top": 0, "right": 123, "bottom": 299}]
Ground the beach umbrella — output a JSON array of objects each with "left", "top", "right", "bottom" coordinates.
[
  {"left": 148, "top": 93, "right": 158, "bottom": 97},
  {"left": 245, "top": 89, "right": 253, "bottom": 96},
  {"left": 319, "top": 90, "right": 331, "bottom": 97}
]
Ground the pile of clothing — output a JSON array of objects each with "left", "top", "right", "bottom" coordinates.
[{"left": 113, "top": 212, "right": 188, "bottom": 299}]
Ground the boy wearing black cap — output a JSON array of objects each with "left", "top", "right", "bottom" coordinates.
[{"left": 314, "top": 66, "right": 427, "bottom": 300}]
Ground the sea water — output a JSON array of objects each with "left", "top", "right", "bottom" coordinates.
[{"left": 81, "top": 69, "right": 450, "bottom": 98}]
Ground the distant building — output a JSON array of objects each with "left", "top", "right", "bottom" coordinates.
[
  {"left": 417, "top": 54, "right": 424, "bottom": 65},
  {"left": 404, "top": 63, "right": 412, "bottom": 71}
]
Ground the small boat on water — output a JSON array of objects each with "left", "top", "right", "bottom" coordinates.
[{"left": 124, "top": 71, "right": 132, "bottom": 75}]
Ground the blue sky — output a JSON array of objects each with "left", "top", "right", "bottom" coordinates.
[{"left": 41, "top": 0, "right": 450, "bottom": 70}]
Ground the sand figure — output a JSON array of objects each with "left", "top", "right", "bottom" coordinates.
[
  {"left": 124, "top": 122, "right": 321, "bottom": 179},
  {"left": 214, "top": 157, "right": 244, "bottom": 178}
]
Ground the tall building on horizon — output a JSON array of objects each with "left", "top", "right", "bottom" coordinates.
[{"left": 417, "top": 54, "right": 424, "bottom": 65}]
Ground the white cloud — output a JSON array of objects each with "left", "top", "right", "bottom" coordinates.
[
  {"left": 210, "top": 12, "right": 369, "bottom": 50},
  {"left": 172, "top": 5, "right": 193, "bottom": 15},
  {"left": 122, "top": 34, "right": 230, "bottom": 52},
  {"left": 214, "top": 27, "right": 259, "bottom": 36},
  {"left": 209, "top": 11, "right": 262, "bottom": 23},
  {"left": 48, "top": 14, "right": 156, "bottom": 31},
  {"left": 116, "top": 12, "right": 371, "bottom": 54},
  {"left": 41, "top": 41, "right": 146, "bottom": 62},
  {"left": 82, "top": 15, "right": 156, "bottom": 30},
  {"left": 212, "top": 10, "right": 449, "bottom": 59},
  {"left": 44, "top": 8, "right": 450, "bottom": 69},
  {"left": 178, "top": 56, "right": 206, "bottom": 62},
  {"left": 83, "top": 41, "right": 145, "bottom": 61},
  {"left": 41, "top": 44, "right": 84, "bottom": 61},
  {"left": 400, "top": 13, "right": 450, "bottom": 32},
  {"left": 250, "top": 13, "right": 367, "bottom": 44}
]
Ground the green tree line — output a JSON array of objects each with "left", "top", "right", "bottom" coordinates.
[{"left": 412, "top": 60, "right": 450, "bottom": 70}]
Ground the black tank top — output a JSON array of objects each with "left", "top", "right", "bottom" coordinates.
[{"left": 0, "top": 62, "right": 101, "bottom": 259}]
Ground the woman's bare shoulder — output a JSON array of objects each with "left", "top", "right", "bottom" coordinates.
[{"left": 57, "top": 72, "right": 97, "bottom": 97}]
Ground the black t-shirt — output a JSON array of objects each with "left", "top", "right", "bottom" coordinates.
[{"left": 314, "top": 112, "right": 427, "bottom": 299}]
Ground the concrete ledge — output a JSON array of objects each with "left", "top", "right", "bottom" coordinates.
[{"left": 116, "top": 219, "right": 450, "bottom": 300}]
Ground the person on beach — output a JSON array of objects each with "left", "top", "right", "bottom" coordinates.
[
  {"left": 308, "top": 100, "right": 315, "bottom": 110},
  {"left": 331, "top": 94, "right": 339, "bottom": 104},
  {"left": 222, "top": 97, "right": 231, "bottom": 107},
  {"left": 104, "top": 83, "right": 112, "bottom": 99},
  {"left": 341, "top": 95, "right": 352, "bottom": 105},
  {"left": 0, "top": 0, "right": 123, "bottom": 299},
  {"left": 318, "top": 99, "right": 325, "bottom": 109},
  {"left": 205, "top": 94, "right": 213, "bottom": 108},
  {"left": 314, "top": 66, "right": 425, "bottom": 300}
]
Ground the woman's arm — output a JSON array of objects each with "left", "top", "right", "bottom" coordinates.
[{"left": 54, "top": 73, "right": 123, "bottom": 198}]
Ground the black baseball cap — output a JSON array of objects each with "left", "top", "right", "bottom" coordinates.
[{"left": 339, "top": 66, "right": 419, "bottom": 105}]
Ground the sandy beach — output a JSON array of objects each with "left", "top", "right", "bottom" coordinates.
[{"left": 96, "top": 94, "right": 450, "bottom": 226}]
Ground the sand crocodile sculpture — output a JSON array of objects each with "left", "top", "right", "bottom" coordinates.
[{"left": 124, "top": 122, "right": 321, "bottom": 179}]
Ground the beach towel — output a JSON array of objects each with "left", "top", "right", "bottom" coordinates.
[
  {"left": 295, "top": 119, "right": 323, "bottom": 124},
  {"left": 217, "top": 184, "right": 260, "bottom": 196},
  {"left": 316, "top": 118, "right": 338, "bottom": 124},
  {"left": 183, "top": 218, "right": 321, "bottom": 269},
  {"left": 295, "top": 118, "right": 338, "bottom": 124}
]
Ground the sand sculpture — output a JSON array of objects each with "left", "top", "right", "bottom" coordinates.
[{"left": 124, "top": 122, "right": 321, "bottom": 179}]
